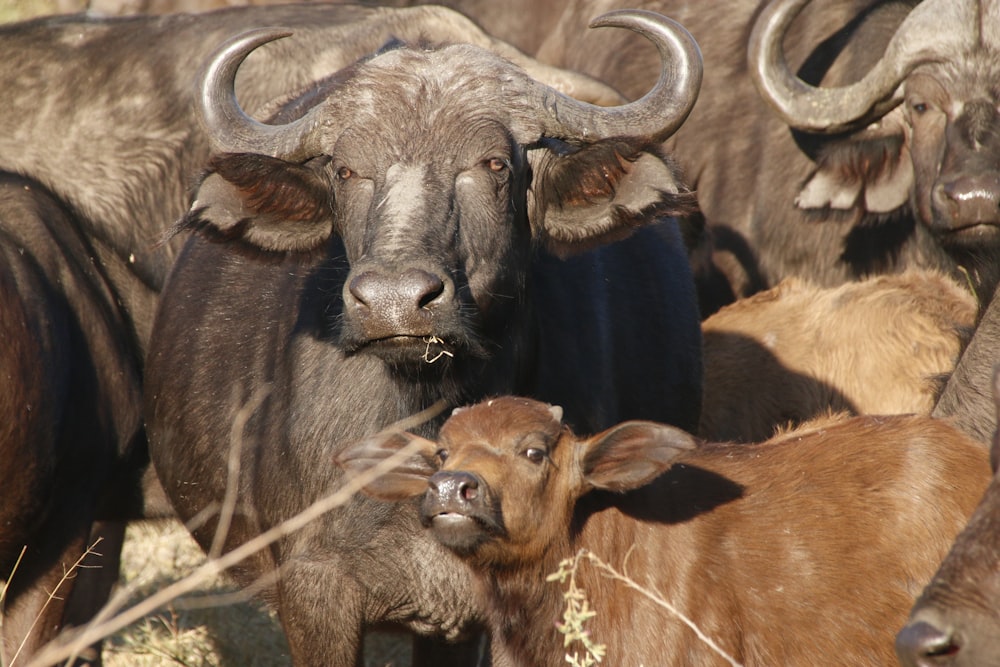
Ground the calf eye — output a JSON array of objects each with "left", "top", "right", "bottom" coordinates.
[
  {"left": 336, "top": 166, "right": 354, "bottom": 181},
  {"left": 435, "top": 448, "right": 449, "bottom": 463},
  {"left": 909, "top": 101, "right": 929, "bottom": 115},
  {"left": 523, "top": 448, "right": 546, "bottom": 464}
]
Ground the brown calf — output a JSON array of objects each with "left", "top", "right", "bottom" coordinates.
[
  {"left": 339, "top": 397, "right": 989, "bottom": 667},
  {"left": 700, "top": 270, "right": 976, "bottom": 442}
]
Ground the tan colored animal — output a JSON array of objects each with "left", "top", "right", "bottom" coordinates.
[
  {"left": 700, "top": 270, "right": 977, "bottom": 442},
  {"left": 339, "top": 397, "right": 989, "bottom": 666}
]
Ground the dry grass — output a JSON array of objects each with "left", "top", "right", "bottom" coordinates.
[
  {"left": 102, "top": 519, "right": 291, "bottom": 667},
  {"left": 96, "top": 516, "right": 413, "bottom": 667}
]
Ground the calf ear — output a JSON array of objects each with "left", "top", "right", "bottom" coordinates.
[
  {"left": 178, "top": 153, "right": 334, "bottom": 253},
  {"left": 336, "top": 431, "right": 440, "bottom": 501},
  {"left": 580, "top": 421, "right": 699, "bottom": 493},
  {"left": 529, "top": 139, "right": 698, "bottom": 256}
]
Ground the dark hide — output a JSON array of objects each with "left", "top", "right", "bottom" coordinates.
[
  {"left": 0, "top": 173, "right": 139, "bottom": 664},
  {"left": 146, "top": 37, "right": 702, "bottom": 667}
]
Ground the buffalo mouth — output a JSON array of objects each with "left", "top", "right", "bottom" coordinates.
[
  {"left": 347, "top": 333, "right": 457, "bottom": 367},
  {"left": 942, "top": 220, "right": 1000, "bottom": 237},
  {"left": 420, "top": 501, "right": 504, "bottom": 555}
]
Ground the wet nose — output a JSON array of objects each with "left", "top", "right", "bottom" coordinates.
[
  {"left": 428, "top": 470, "right": 481, "bottom": 505},
  {"left": 347, "top": 267, "right": 445, "bottom": 313},
  {"left": 934, "top": 173, "right": 1000, "bottom": 228},
  {"left": 896, "top": 620, "right": 960, "bottom": 666}
]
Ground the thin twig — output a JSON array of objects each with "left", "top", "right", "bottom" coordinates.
[
  {"left": 210, "top": 385, "right": 271, "bottom": 560},
  {"left": 577, "top": 549, "right": 743, "bottom": 667},
  {"left": 10, "top": 539, "right": 104, "bottom": 667},
  {"left": 1, "top": 545, "right": 28, "bottom": 607}
]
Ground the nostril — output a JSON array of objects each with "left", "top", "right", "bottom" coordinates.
[
  {"left": 430, "top": 471, "right": 481, "bottom": 505},
  {"left": 348, "top": 271, "right": 377, "bottom": 308},
  {"left": 459, "top": 478, "right": 479, "bottom": 502},
  {"left": 405, "top": 268, "right": 445, "bottom": 309},
  {"left": 896, "top": 620, "right": 960, "bottom": 664}
]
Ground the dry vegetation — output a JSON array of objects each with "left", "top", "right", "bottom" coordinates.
[{"left": 102, "top": 520, "right": 291, "bottom": 667}]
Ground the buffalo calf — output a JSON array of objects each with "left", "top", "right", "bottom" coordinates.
[
  {"left": 700, "top": 269, "right": 976, "bottom": 442},
  {"left": 341, "top": 397, "right": 989, "bottom": 666}
]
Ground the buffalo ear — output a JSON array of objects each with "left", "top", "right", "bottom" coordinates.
[
  {"left": 580, "top": 421, "right": 699, "bottom": 493},
  {"left": 528, "top": 139, "right": 697, "bottom": 256},
  {"left": 336, "top": 431, "right": 440, "bottom": 501},
  {"left": 179, "top": 153, "right": 334, "bottom": 253},
  {"left": 795, "top": 110, "right": 912, "bottom": 214}
]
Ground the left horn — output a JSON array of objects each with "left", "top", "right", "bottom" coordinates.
[{"left": 531, "top": 9, "right": 702, "bottom": 143}]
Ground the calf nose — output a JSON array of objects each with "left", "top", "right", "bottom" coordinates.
[
  {"left": 428, "top": 470, "right": 481, "bottom": 505},
  {"left": 933, "top": 174, "right": 1000, "bottom": 229},
  {"left": 896, "top": 620, "right": 960, "bottom": 666}
]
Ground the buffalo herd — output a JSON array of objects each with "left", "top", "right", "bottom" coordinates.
[{"left": 3, "top": 1, "right": 1000, "bottom": 666}]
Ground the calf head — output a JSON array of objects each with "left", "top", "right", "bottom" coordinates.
[
  {"left": 181, "top": 11, "right": 700, "bottom": 374},
  {"left": 337, "top": 396, "right": 697, "bottom": 568},
  {"left": 895, "top": 366, "right": 1000, "bottom": 667},
  {"left": 751, "top": 0, "right": 1000, "bottom": 290}
]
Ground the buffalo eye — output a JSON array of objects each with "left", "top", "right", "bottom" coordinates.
[
  {"left": 523, "top": 447, "right": 546, "bottom": 465},
  {"left": 486, "top": 157, "right": 507, "bottom": 173},
  {"left": 336, "top": 166, "right": 354, "bottom": 181}
]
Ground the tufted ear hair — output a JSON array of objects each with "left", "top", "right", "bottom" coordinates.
[
  {"left": 528, "top": 138, "right": 698, "bottom": 257},
  {"left": 175, "top": 153, "right": 335, "bottom": 253},
  {"left": 795, "top": 108, "right": 913, "bottom": 214}
]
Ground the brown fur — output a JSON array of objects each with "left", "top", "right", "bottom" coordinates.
[
  {"left": 699, "top": 269, "right": 977, "bottom": 442},
  {"left": 896, "top": 368, "right": 1000, "bottom": 666},
  {"left": 341, "top": 397, "right": 990, "bottom": 666}
]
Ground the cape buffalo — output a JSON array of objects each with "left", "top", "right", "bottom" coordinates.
[
  {"left": 0, "top": 4, "right": 621, "bottom": 662},
  {"left": 145, "top": 10, "right": 703, "bottom": 666}
]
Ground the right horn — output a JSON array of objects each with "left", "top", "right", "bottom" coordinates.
[
  {"left": 531, "top": 9, "right": 703, "bottom": 144},
  {"left": 198, "top": 28, "right": 327, "bottom": 161},
  {"left": 748, "top": 0, "right": 962, "bottom": 134}
]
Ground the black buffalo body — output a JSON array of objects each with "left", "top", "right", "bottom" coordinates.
[{"left": 146, "top": 11, "right": 703, "bottom": 666}]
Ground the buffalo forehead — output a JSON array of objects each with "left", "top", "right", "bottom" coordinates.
[{"left": 325, "top": 48, "right": 527, "bottom": 161}]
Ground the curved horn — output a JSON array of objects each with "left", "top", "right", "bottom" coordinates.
[
  {"left": 748, "top": 0, "right": 952, "bottom": 133},
  {"left": 531, "top": 9, "right": 702, "bottom": 143},
  {"left": 199, "top": 28, "right": 323, "bottom": 160}
]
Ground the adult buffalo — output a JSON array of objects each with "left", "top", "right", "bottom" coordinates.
[
  {"left": 144, "top": 10, "right": 703, "bottom": 666},
  {"left": 0, "top": 4, "right": 620, "bottom": 662},
  {"left": 534, "top": 0, "right": 995, "bottom": 305}
]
